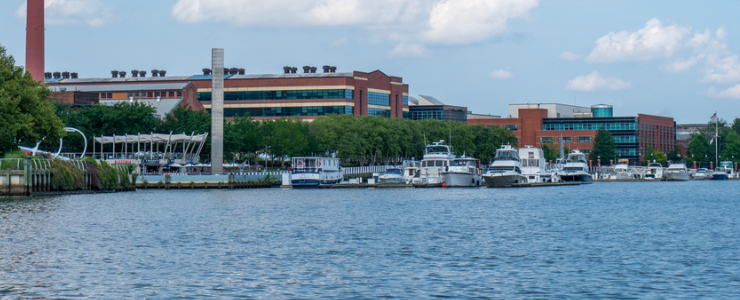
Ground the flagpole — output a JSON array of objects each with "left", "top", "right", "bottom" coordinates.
[{"left": 716, "top": 111, "right": 719, "bottom": 169}]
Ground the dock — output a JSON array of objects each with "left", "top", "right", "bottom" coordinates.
[{"left": 510, "top": 182, "right": 582, "bottom": 188}]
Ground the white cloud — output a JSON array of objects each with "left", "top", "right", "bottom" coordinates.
[
  {"left": 15, "top": 0, "right": 111, "bottom": 27},
  {"left": 389, "top": 43, "right": 429, "bottom": 57},
  {"left": 559, "top": 51, "right": 581, "bottom": 61},
  {"left": 171, "top": 0, "right": 539, "bottom": 49},
  {"left": 330, "top": 37, "right": 348, "bottom": 47},
  {"left": 585, "top": 18, "right": 691, "bottom": 62},
  {"left": 489, "top": 69, "right": 513, "bottom": 79},
  {"left": 704, "top": 55, "right": 740, "bottom": 83},
  {"left": 663, "top": 55, "right": 703, "bottom": 73},
  {"left": 565, "top": 71, "right": 631, "bottom": 92},
  {"left": 708, "top": 84, "right": 740, "bottom": 99}
]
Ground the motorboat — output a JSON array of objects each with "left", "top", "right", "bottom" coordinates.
[
  {"left": 419, "top": 140, "right": 455, "bottom": 184},
  {"left": 291, "top": 156, "right": 343, "bottom": 188},
  {"left": 518, "top": 146, "right": 555, "bottom": 183},
  {"left": 692, "top": 168, "right": 710, "bottom": 180},
  {"left": 644, "top": 162, "right": 664, "bottom": 180},
  {"left": 712, "top": 161, "right": 735, "bottom": 179},
  {"left": 557, "top": 150, "right": 593, "bottom": 184},
  {"left": 402, "top": 160, "right": 422, "bottom": 184},
  {"left": 609, "top": 163, "right": 631, "bottom": 180},
  {"left": 378, "top": 168, "right": 404, "bottom": 184},
  {"left": 711, "top": 167, "right": 729, "bottom": 180},
  {"left": 482, "top": 145, "right": 528, "bottom": 187},
  {"left": 664, "top": 163, "right": 689, "bottom": 181},
  {"left": 442, "top": 156, "right": 482, "bottom": 187}
]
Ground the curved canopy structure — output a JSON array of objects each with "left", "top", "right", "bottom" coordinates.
[{"left": 94, "top": 133, "right": 207, "bottom": 144}]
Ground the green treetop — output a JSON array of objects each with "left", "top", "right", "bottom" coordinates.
[{"left": 589, "top": 127, "right": 617, "bottom": 161}]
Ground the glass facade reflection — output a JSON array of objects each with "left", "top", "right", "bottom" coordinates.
[
  {"left": 198, "top": 89, "right": 353, "bottom": 102},
  {"left": 406, "top": 105, "right": 467, "bottom": 123},
  {"left": 368, "top": 92, "right": 390, "bottom": 106},
  {"left": 368, "top": 108, "right": 391, "bottom": 117},
  {"left": 210, "top": 106, "right": 354, "bottom": 118}
]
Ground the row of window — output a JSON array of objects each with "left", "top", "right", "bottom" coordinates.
[
  {"left": 503, "top": 124, "right": 518, "bottom": 131},
  {"left": 368, "top": 92, "right": 390, "bottom": 106},
  {"left": 613, "top": 136, "right": 637, "bottom": 143},
  {"left": 617, "top": 148, "right": 638, "bottom": 156},
  {"left": 211, "top": 106, "right": 354, "bottom": 118},
  {"left": 543, "top": 122, "right": 637, "bottom": 131},
  {"left": 403, "top": 96, "right": 409, "bottom": 105},
  {"left": 368, "top": 108, "right": 391, "bottom": 117},
  {"left": 198, "top": 89, "right": 354, "bottom": 102},
  {"left": 539, "top": 136, "right": 592, "bottom": 144}
]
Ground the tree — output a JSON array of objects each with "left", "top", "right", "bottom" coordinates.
[
  {"left": 720, "top": 130, "right": 740, "bottom": 164},
  {"left": 653, "top": 151, "right": 667, "bottom": 162},
  {"left": 541, "top": 142, "right": 558, "bottom": 162},
  {"left": 0, "top": 45, "right": 65, "bottom": 155},
  {"left": 688, "top": 134, "right": 710, "bottom": 162},
  {"left": 589, "top": 127, "right": 616, "bottom": 161}
]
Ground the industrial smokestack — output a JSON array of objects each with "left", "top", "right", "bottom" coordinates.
[{"left": 25, "top": 0, "right": 44, "bottom": 82}]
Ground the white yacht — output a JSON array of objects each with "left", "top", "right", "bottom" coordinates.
[
  {"left": 518, "top": 146, "right": 554, "bottom": 183},
  {"left": 692, "top": 168, "right": 709, "bottom": 180},
  {"left": 291, "top": 156, "right": 343, "bottom": 188},
  {"left": 482, "top": 145, "right": 528, "bottom": 187},
  {"left": 609, "top": 163, "right": 631, "bottom": 180},
  {"left": 712, "top": 161, "right": 734, "bottom": 180},
  {"left": 378, "top": 168, "right": 404, "bottom": 184},
  {"left": 402, "top": 160, "right": 422, "bottom": 184},
  {"left": 644, "top": 162, "right": 664, "bottom": 180},
  {"left": 419, "top": 141, "right": 455, "bottom": 184},
  {"left": 558, "top": 150, "right": 593, "bottom": 184},
  {"left": 442, "top": 156, "right": 482, "bottom": 187},
  {"left": 664, "top": 163, "right": 689, "bottom": 181}
]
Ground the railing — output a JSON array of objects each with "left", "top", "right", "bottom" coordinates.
[{"left": 342, "top": 165, "right": 397, "bottom": 175}]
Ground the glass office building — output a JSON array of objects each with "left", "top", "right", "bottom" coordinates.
[
  {"left": 591, "top": 104, "right": 613, "bottom": 117},
  {"left": 406, "top": 105, "right": 468, "bottom": 123},
  {"left": 543, "top": 116, "right": 639, "bottom": 162}
]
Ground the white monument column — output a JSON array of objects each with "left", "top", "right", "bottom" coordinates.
[{"left": 210, "top": 48, "right": 225, "bottom": 174}]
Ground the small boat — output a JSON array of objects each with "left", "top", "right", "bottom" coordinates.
[
  {"left": 442, "top": 156, "right": 482, "bottom": 187},
  {"left": 378, "top": 168, "right": 404, "bottom": 184},
  {"left": 557, "top": 150, "right": 593, "bottom": 184},
  {"left": 664, "top": 163, "right": 689, "bottom": 181},
  {"left": 644, "top": 163, "right": 664, "bottom": 180},
  {"left": 482, "top": 145, "right": 528, "bottom": 187},
  {"left": 711, "top": 167, "right": 729, "bottom": 180},
  {"left": 518, "top": 146, "right": 555, "bottom": 183},
  {"left": 609, "top": 163, "right": 631, "bottom": 180},
  {"left": 692, "top": 168, "right": 710, "bottom": 180},
  {"left": 291, "top": 156, "right": 343, "bottom": 188},
  {"left": 419, "top": 140, "right": 455, "bottom": 184}
]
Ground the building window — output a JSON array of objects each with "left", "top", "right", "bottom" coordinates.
[
  {"left": 100, "top": 93, "right": 106, "bottom": 99},
  {"left": 127, "top": 92, "right": 132, "bottom": 97},
  {"left": 107, "top": 92, "right": 112, "bottom": 98},
  {"left": 613, "top": 135, "right": 637, "bottom": 144},
  {"left": 177, "top": 91, "right": 182, "bottom": 97},
  {"left": 403, "top": 96, "right": 409, "bottom": 105},
  {"left": 198, "top": 89, "right": 355, "bottom": 102},
  {"left": 133, "top": 92, "right": 139, "bottom": 97},
  {"left": 368, "top": 92, "right": 390, "bottom": 106},
  {"left": 540, "top": 137, "right": 554, "bottom": 144},
  {"left": 155, "top": 92, "right": 161, "bottom": 97},
  {"left": 211, "top": 106, "right": 355, "bottom": 118},
  {"left": 147, "top": 92, "right": 153, "bottom": 97},
  {"left": 559, "top": 137, "right": 573, "bottom": 143},
  {"left": 577, "top": 136, "right": 592, "bottom": 143},
  {"left": 368, "top": 108, "right": 391, "bottom": 117},
  {"left": 503, "top": 124, "right": 518, "bottom": 131}
]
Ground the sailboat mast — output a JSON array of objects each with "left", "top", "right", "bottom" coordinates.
[{"left": 716, "top": 112, "right": 719, "bottom": 168}]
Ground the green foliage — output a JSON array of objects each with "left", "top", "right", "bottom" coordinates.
[
  {"left": 653, "top": 151, "right": 667, "bottom": 162},
  {"left": 0, "top": 45, "right": 65, "bottom": 155},
  {"left": 83, "top": 157, "right": 122, "bottom": 190},
  {"left": 541, "top": 143, "right": 558, "bottom": 162},
  {"left": 721, "top": 131, "right": 740, "bottom": 163},
  {"left": 589, "top": 127, "right": 617, "bottom": 161},
  {"left": 688, "top": 134, "right": 710, "bottom": 162},
  {"left": 49, "top": 159, "right": 84, "bottom": 190}
]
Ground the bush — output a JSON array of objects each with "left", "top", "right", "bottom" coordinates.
[
  {"left": 49, "top": 159, "right": 84, "bottom": 190},
  {"left": 83, "top": 157, "right": 122, "bottom": 190}
]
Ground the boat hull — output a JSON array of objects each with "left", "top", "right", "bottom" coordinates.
[
  {"left": 665, "top": 173, "right": 689, "bottom": 181},
  {"left": 378, "top": 176, "right": 404, "bottom": 184},
  {"left": 482, "top": 174, "right": 527, "bottom": 187},
  {"left": 442, "top": 172, "right": 481, "bottom": 187},
  {"left": 559, "top": 173, "right": 593, "bottom": 184},
  {"left": 711, "top": 174, "right": 729, "bottom": 180}
]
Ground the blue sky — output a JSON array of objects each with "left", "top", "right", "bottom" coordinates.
[{"left": 2, "top": 0, "right": 740, "bottom": 123}]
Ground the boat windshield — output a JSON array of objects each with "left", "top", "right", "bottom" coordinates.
[
  {"left": 450, "top": 160, "right": 476, "bottom": 167},
  {"left": 488, "top": 166, "right": 515, "bottom": 173},
  {"left": 384, "top": 169, "right": 402, "bottom": 175},
  {"left": 494, "top": 150, "right": 519, "bottom": 161},
  {"left": 563, "top": 166, "right": 584, "bottom": 172},
  {"left": 566, "top": 154, "right": 587, "bottom": 163},
  {"left": 424, "top": 146, "right": 451, "bottom": 154}
]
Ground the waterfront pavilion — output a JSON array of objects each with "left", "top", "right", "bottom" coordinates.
[{"left": 93, "top": 132, "right": 208, "bottom": 174}]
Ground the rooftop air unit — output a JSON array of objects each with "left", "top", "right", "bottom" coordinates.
[
  {"left": 284, "top": 66, "right": 291, "bottom": 74},
  {"left": 62, "top": 71, "right": 70, "bottom": 79},
  {"left": 229, "top": 67, "right": 237, "bottom": 75},
  {"left": 238, "top": 68, "right": 245, "bottom": 75},
  {"left": 53, "top": 72, "right": 61, "bottom": 79},
  {"left": 322, "top": 65, "right": 330, "bottom": 73},
  {"left": 310, "top": 67, "right": 317, "bottom": 73},
  {"left": 202, "top": 68, "right": 212, "bottom": 75},
  {"left": 131, "top": 69, "right": 139, "bottom": 77},
  {"left": 159, "top": 70, "right": 166, "bottom": 77},
  {"left": 290, "top": 67, "right": 297, "bottom": 73},
  {"left": 139, "top": 70, "right": 146, "bottom": 77},
  {"left": 151, "top": 69, "right": 159, "bottom": 77},
  {"left": 111, "top": 70, "right": 119, "bottom": 78},
  {"left": 119, "top": 71, "right": 126, "bottom": 78},
  {"left": 70, "top": 72, "right": 78, "bottom": 79},
  {"left": 44, "top": 72, "right": 51, "bottom": 79},
  {"left": 303, "top": 66, "right": 310, "bottom": 73},
  {"left": 329, "top": 66, "right": 336, "bottom": 72}
]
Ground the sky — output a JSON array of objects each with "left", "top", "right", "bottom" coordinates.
[{"left": 2, "top": 0, "right": 740, "bottom": 124}]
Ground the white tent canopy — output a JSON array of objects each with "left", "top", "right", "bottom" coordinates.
[{"left": 94, "top": 133, "right": 208, "bottom": 144}]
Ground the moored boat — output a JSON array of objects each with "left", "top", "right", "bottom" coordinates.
[
  {"left": 482, "top": 145, "right": 528, "bottom": 187},
  {"left": 291, "top": 156, "right": 343, "bottom": 188},
  {"left": 378, "top": 168, "right": 404, "bottom": 184},
  {"left": 557, "top": 150, "right": 593, "bottom": 184},
  {"left": 644, "top": 162, "right": 664, "bottom": 180},
  {"left": 419, "top": 140, "right": 455, "bottom": 185},
  {"left": 518, "top": 146, "right": 555, "bottom": 183},
  {"left": 442, "top": 156, "right": 482, "bottom": 187},
  {"left": 664, "top": 163, "right": 689, "bottom": 181},
  {"left": 692, "top": 168, "right": 709, "bottom": 180}
]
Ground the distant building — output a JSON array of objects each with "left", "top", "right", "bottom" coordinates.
[
  {"left": 48, "top": 91, "right": 99, "bottom": 106},
  {"left": 405, "top": 95, "right": 468, "bottom": 123},
  {"left": 46, "top": 67, "right": 409, "bottom": 121},
  {"left": 468, "top": 103, "right": 676, "bottom": 164},
  {"left": 676, "top": 123, "right": 709, "bottom": 155}
]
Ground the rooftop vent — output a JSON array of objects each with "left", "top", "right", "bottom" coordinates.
[
  {"left": 291, "top": 67, "right": 297, "bottom": 73},
  {"left": 70, "top": 72, "right": 78, "bottom": 79},
  {"left": 53, "top": 72, "right": 61, "bottom": 79},
  {"left": 238, "top": 68, "right": 245, "bottom": 75},
  {"left": 62, "top": 71, "right": 70, "bottom": 79},
  {"left": 202, "top": 68, "right": 212, "bottom": 75},
  {"left": 322, "top": 65, "right": 330, "bottom": 73},
  {"left": 151, "top": 69, "right": 159, "bottom": 77},
  {"left": 223, "top": 68, "right": 229, "bottom": 75},
  {"left": 139, "top": 70, "right": 146, "bottom": 77},
  {"left": 111, "top": 70, "right": 119, "bottom": 78},
  {"left": 228, "top": 67, "right": 237, "bottom": 75},
  {"left": 131, "top": 69, "right": 139, "bottom": 77},
  {"left": 284, "top": 66, "right": 291, "bottom": 74},
  {"left": 330, "top": 66, "right": 336, "bottom": 72},
  {"left": 118, "top": 71, "right": 126, "bottom": 78},
  {"left": 44, "top": 72, "right": 51, "bottom": 79},
  {"left": 310, "top": 67, "right": 317, "bottom": 73},
  {"left": 159, "top": 70, "right": 166, "bottom": 77},
  {"left": 303, "top": 66, "right": 310, "bottom": 73}
]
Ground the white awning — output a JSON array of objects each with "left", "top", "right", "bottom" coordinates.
[{"left": 94, "top": 133, "right": 208, "bottom": 144}]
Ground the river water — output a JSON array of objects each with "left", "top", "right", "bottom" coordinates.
[{"left": 1, "top": 182, "right": 739, "bottom": 298}]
